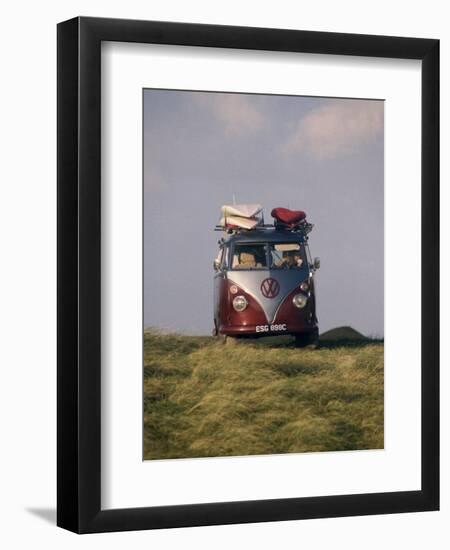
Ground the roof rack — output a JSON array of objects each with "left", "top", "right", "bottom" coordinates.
[
  {"left": 274, "top": 221, "right": 314, "bottom": 235},
  {"left": 214, "top": 223, "right": 275, "bottom": 233},
  {"left": 214, "top": 222, "right": 314, "bottom": 236}
]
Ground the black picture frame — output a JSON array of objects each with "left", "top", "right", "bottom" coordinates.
[{"left": 57, "top": 16, "right": 439, "bottom": 533}]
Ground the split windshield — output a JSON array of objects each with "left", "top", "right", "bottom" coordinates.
[
  {"left": 231, "top": 242, "right": 306, "bottom": 270},
  {"left": 231, "top": 244, "right": 268, "bottom": 270},
  {"left": 269, "top": 243, "right": 305, "bottom": 269}
]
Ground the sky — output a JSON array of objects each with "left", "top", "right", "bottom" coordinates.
[{"left": 143, "top": 90, "right": 384, "bottom": 337}]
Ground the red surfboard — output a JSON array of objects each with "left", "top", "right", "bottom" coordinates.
[{"left": 271, "top": 207, "right": 307, "bottom": 226}]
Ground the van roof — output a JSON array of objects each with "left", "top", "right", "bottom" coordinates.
[{"left": 222, "top": 227, "right": 308, "bottom": 245}]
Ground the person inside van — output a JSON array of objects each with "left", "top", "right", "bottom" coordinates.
[
  {"left": 232, "top": 245, "right": 266, "bottom": 269},
  {"left": 276, "top": 250, "right": 303, "bottom": 269}
]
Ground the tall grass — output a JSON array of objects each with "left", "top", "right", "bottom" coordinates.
[{"left": 143, "top": 331, "right": 384, "bottom": 459}]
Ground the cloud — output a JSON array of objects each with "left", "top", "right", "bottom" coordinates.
[
  {"left": 282, "top": 100, "right": 383, "bottom": 160},
  {"left": 194, "top": 93, "right": 266, "bottom": 137}
]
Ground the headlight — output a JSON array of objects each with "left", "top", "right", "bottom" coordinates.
[
  {"left": 292, "top": 293, "right": 308, "bottom": 309},
  {"left": 233, "top": 295, "right": 248, "bottom": 312},
  {"left": 300, "top": 280, "right": 309, "bottom": 291}
]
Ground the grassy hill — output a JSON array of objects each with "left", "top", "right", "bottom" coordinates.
[{"left": 143, "top": 330, "right": 384, "bottom": 460}]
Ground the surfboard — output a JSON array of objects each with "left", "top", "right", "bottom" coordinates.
[
  {"left": 219, "top": 215, "right": 260, "bottom": 230},
  {"left": 221, "top": 204, "right": 262, "bottom": 218},
  {"left": 271, "top": 207, "right": 306, "bottom": 225}
]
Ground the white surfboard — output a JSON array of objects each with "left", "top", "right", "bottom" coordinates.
[
  {"left": 219, "top": 215, "right": 260, "bottom": 230},
  {"left": 221, "top": 204, "right": 262, "bottom": 218}
]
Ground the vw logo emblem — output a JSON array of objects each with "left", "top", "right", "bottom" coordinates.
[{"left": 260, "top": 278, "right": 280, "bottom": 299}]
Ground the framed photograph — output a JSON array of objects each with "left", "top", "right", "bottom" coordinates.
[{"left": 57, "top": 17, "right": 439, "bottom": 533}]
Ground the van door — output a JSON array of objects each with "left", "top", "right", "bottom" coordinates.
[{"left": 213, "top": 245, "right": 228, "bottom": 328}]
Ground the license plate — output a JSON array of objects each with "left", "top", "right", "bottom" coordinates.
[{"left": 255, "top": 324, "right": 287, "bottom": 333}]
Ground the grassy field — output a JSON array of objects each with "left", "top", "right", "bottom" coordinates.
[{"left": 143, "top": 329, "right": 384, "bottom": 460}]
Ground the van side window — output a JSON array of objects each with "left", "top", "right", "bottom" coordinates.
[
  {"left": 221, "top": 246, "right": 229, "bottom": 270},
  {"left": 232, "top": 244, "right": 267, "bottom": 270},
  {"left": 215, "top": 248, "right": 223, "bottom": 268}
]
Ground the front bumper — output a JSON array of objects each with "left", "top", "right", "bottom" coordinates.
[{"left": 220, "top": 323, "right": 318, "bottom": 337}]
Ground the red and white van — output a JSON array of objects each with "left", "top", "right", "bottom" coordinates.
[{"left": 213, "top": 207, "right": 319, "bottom": 346}]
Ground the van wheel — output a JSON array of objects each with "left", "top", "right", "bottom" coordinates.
[
  {"left": 294, "top": 331, "right": 318, "bottom": 349},
  {"left": 212, "top": 322, "right": 228, "bottom": 343}
]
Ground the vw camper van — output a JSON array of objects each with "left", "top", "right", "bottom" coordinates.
[{"left": 213, "top": 205, "right": 319, "bottom": 346}]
